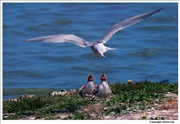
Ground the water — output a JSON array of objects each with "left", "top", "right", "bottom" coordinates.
[{"left": 3, "top": 3, "right": 178, "bottom": 99}]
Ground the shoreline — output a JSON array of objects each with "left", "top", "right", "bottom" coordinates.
[
  {"left": 3, "top": 82, "right": 178, "bottom": 120},
  {"left": 3, "top": 81, "right": 177, "bottom": 100}
]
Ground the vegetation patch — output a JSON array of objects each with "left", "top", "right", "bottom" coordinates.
[{"left": 3, "top": 81, "right": 178, "bottom": 120}]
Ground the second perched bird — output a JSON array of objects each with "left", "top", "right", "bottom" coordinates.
[{"left": 92, "top": 73, "right": 112, "bottom": 100}]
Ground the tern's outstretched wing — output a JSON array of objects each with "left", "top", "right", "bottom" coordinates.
[
  {"left": 23, "top": 34, "right": 94, "bottom": 47},
  {"left": 98, "top": 8, "right": 163, "bottom": 44}
]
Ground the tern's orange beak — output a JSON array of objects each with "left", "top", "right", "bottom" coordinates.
[
  {"left": 101, "top": 73, "right": 106, "bottom": 81},
  {"left": 88, "top": 74, "right": 94, "bottom": 81}
]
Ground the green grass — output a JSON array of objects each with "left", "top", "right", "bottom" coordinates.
[
  {"left": 109, "top": 81, "right": 177, "bottom": 104},
  {"left": 3, "top": 81, "right": 178, "bottom": 120},
  {"left": 3, "top": 92, "right": 90, "bottom": 119}
]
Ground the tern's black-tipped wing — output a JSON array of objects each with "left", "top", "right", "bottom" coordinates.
[{"left": 98, "top": 8, "right": 163, "bottom": 43}]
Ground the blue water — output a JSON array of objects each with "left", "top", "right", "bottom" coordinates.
[{"left": 3, "top": 3, "right": 178, "bottom": 99}]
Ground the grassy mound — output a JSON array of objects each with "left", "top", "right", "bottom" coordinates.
[{"left": 3, "top": 81, "right": 178, "bottom": 120}]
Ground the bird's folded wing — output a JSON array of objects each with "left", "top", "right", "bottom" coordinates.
[
  {"left": 99, "top": 8, "right": 163, "bottom": 43},
  {"left": 92, "top": 85, "right": 99, "bottom": 95},
  {"left": 22, "top": 34, "right": 93, "bottom": 47},
  {"left": 78, "top": 85, "right": 85, "bottom": 98}
]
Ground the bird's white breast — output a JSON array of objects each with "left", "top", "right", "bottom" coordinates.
[{"left": 94, "top": 43, "right": 108, "bottom": 53}]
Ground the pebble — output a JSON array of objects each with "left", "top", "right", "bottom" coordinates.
[
  {"left": 104, "top": 107, "right": 108, "bottom": 111},
  {"left": 155, "top": 99, "right": 159, "bottom": 103},
  {"left": 49, "top": 90, "right": 68, "bottom": 96},
  {"left": 10, "top": 98, "right": 18, "bottom": 101},
  {"left": 151, "top": 107, "right": 155, "bottom": 110},
  {"left": 110, "top": 111, "right": 116, "bottom": 115},
  {"left": 133, "top": 109, "right": 137, "bottom": 112},
  {"left": 20, "top": 95, "right": 35, "bottom": 99},
  {"left": 127, "top": 80, "right": 134, "bottom": 84},
  {"left": 126, "top": 108, "right": 131, "bottom": 111},
  {"left": 49, "top": 89, "right": 77, "bottom": 97}
]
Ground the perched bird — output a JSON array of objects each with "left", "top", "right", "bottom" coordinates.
[
  {"left": 23, "top": 8, "right": 163, "bottom": 58},
  {"left": 92, "top": 73, "right": 112, "bottom": 100},
  {"left": 78, "top": 74, "right": 97, "bottom": 99}
]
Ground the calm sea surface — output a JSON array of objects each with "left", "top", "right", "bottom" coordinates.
[{"left": 3, "top": 3, "right": 178, "bottom": 99}]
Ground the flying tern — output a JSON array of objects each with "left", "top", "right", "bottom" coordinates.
[{"left": 23, "top": 8, "right": 163, "bottom": 57}]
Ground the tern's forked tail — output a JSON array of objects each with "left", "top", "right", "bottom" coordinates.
[{"left": 106, "top": 46, "right": 117, "bottom": 51}]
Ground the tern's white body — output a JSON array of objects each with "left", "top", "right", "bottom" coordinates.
[
  {"left": 81, "top": 81, "right": 96, "bottom": 96},
  {"left": 91, "top": 43, "right": 116, "bottom": 57},
  {"left": 94, "top": 81, "right": 111, "bottom": 99},
  {"left": 93, "top": 73, "right": 111, "bottom": 100},
  {"left": 78, "top": 74, "right": 96, "bottom": 99}
]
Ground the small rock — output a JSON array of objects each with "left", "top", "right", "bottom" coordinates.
[
  {"left": 49, "top": 90, "right": 68, "bottom": 96},
  {"left": 59, "top": 90, "right": 68, "bottom": 96},
  {"left": 104, "top": 107, "right": 108, "bottom": 111},
  {"left": 110, "top": 111, "right": 116, "bottom": 115},
  {"left": 127, "top": 108, "right": 131, "bottom": 111},
  {"left": 133, "top": 109, "right": 137, "bottom": 112},
  {"left": 127, "top": 80, "right": 134, "bottom": 84},
  {"left": 155, "top": 99, "right": 159, "bottom": 103},
  {"left": 19, "top": 95, "right": 34, "bottom": 99},
  {"left": 3, "top": 115, "right": 9, "bottom": 119},
  {"left": 69, "top": 89, "right": 76, "bottom": 93},
  {"left": 151, "top": 107, "right": 155, "bottom": 110},
  {"left": 129, "top": 111, "right": 133, "bottom": 114},
  {"left": 20, "top": 95, "right": 25, "bottom": 99},
  {"left": 29, "top": 95, "right": 35, "bottom": 98},
  {"left": 10, "top": 98, "right": 18, "bottom": 101},
  {"left": 64, "top": 89, "right": 77, "bottom": 97},
  {"left": 49, "top": 91, "right": 58, "bottom": 96}
]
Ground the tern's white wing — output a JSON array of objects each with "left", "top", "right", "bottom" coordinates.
[
  {"left": 23, "top": 34, "right": 94, "bottom": 47},
  {"left": 98, "top": 8, "right": 163, "bottom": 44}
]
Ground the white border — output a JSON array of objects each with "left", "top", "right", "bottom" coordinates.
[{"left": 1, "top": 0, "right": 179, "bottom": 124}]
